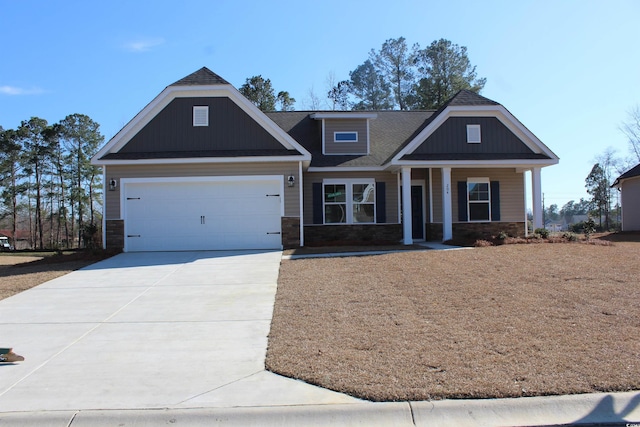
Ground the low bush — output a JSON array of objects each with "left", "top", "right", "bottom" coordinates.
[{"left": 534, "top": 228, "right": 550, "bottom": 239}]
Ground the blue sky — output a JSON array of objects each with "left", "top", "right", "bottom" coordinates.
[{"left": 2, "top": 0, "right": 639, "bottom": 209}]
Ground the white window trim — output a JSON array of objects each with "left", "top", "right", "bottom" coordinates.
[
  {"left": 333, "top": 131, "right": 358, "bottom": 143},
  {"left": 466, "top": 124, "right": 481, "bottom": 143},
  {"left": 323, "top": 178, "right": 376, "bottom": 225},
  {"left": 467, "top": 177, "right": 491, "bottom": 222},
  {"left": 193, "top": 106, "right": 209, "bottom": 127}
]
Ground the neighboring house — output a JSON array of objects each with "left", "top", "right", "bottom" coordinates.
[
  {"left": 612, "top": 163, "right": 640, "bottom": 231},
  {"left": 91, "top": 67, "right": 559, "bottom": 252},
  {"left": 0, "top": 230, "right": 30, "bottom": 250}
]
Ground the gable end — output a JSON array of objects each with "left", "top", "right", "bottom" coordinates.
[
  {"left": 409, "top": 117, "right": 536, "bottom": 157},
  {"left": 118, "top": 97, "right": 288, "bottom": 154}
]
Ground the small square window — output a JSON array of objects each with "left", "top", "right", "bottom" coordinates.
[
  {"left": 334, "top": 131, "right": 358, "bottom": 142},
  {"left": 467, "top": 124, "right": 481, "bottom": 143},
  {"left": 193, "top": 106, "right": 209, "bottom": 127}
]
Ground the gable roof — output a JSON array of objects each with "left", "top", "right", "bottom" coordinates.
[
  {"left": 612, "top": 163, "right": 640, "bottom": 187},
  {"left": 446, "top": 89, "right": 500, "bottom": 106},
  {"left": 169, "top": 67, "right": 230, "bottom": 86},
  {"left": 92, "top": 68, "right": 311, "bottom": 165},
  {"left": 390, "top": 90, "right": 558, "bottom": 167}
]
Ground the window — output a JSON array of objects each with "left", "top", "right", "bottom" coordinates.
[
  {"left": 467, "top": 178, "right": 490, "bottom": 221},
  {"left": 193, "top": 106, "right": 209, "bottom": 126},
  {"left": 323, "top": 180, "right": 375, "bottom": 224},
  {"left": 334, "top": 131, "right": 358, "bottom": 142},
  {"left": 466, "top": 124, "right": 481, "bottom": 143}
]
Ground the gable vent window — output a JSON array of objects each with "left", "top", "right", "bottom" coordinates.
[
  {"left": 467, "top": 124, "right": 481, "bottom": 143},
  {"left": 334, "top": 131, "right": 358, "bottom": 142},
  {"left": 193, "top": 106, "right": 209, "bottom": 127}
]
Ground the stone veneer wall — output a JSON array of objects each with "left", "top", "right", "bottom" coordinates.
[
  {"left": 281, "top": 217, "right": 300, "bottom": 249},
  {"left": 303, "top": 224, "right": 402, "bottom": 246},
  {"left": 105, "top": 220, "right": 124, "bottom": 250},
  {"left": 427, "top": 222, "right": 526, "bottom": 241}
]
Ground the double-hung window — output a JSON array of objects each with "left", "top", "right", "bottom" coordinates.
[
  {"left": 323, "top": 179, "right": 375, "bottom": 224},
  {"left": 467, "top": 178, "right": 491, "bottom": 221}
]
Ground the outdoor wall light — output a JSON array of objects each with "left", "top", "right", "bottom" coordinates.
[
  {"left": 109, "top": 178, "right": 118, "bottom": 191},
  {"left": 287, "top": 175, "right": 295, "bottom": 187}
]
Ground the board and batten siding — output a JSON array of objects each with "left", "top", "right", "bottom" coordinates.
[
  {"left": 120, "top": 97, "right": 285, "bottom": 153},
  {"left": 412, "top": 117, "right": 535, "bottom": 155},
  {"left": 323, "top": 119, "right": 369, "bottom": 155},
  {"left": 105, "top": 162, "right": 301, "bottom": 219},
  {"left": 303, "top": 171, "right": 399, "bottom": 224}
]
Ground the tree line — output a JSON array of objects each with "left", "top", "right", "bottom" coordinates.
[
  {"left": 0, "top": 114, "right": 104, "bottom": 250},
  {"left": 240, "top": 37, "right": 486, "bottom": 112}
]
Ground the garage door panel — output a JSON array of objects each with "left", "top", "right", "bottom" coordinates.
[{"left": 124, "top": 178, "right": 283, "bottom": 252}]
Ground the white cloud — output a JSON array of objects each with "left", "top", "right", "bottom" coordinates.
[
  {"left": 123, "top": 37, "right": 165, "bottom": 53},
  {"left": 0, "top": 85, "right": 45, "bottom": 95}
]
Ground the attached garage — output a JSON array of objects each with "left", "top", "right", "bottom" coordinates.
[{"left": 121, "top": 176, "right": 284, "bottom": 252}]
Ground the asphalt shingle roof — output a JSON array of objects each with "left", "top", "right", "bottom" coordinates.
[
  {"left": 170, "top": 67, "right": 230, "bottom": 86},
  {"left": 613, "top": 163, "right": 640, "bottom": 185},
  {"left": 266, "top": 111, "right": 435, "bottom": 167}
]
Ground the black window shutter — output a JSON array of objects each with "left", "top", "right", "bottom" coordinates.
[
  {"left": 312, "top": 183, "right": 323, "bottom": 224},
  {"left": 375, "top": 182, "right": 386, "bottom": 223},
  {"left": 491, "top": 181, "right": 501, "bottom": 221},
  {"left": 457, "top": 181, "right": 468, "bottom": 222}
]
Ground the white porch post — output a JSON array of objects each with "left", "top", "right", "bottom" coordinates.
[
  {"left": 442, "top": 167, "right": 453, "bottom": 242},
  {"left": 401, "top": 167, "right": 413, "bottom": 245},
  {"left": 532, "top": 167, "right": 543, "bottom": 229}
]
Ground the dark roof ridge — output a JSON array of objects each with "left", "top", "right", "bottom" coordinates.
[
  {"left": 613, "top": 162, "right": 640, "bottom": 186},
  {"left": 170, "top": 67, "right": 230, "bottom": 86},
  {"left": 445, "top": 89, "right": 500, "bottom": 107}
]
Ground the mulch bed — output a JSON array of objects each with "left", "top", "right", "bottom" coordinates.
[{"left": 266, "top": 237, "right": 640, "bottom": 401}]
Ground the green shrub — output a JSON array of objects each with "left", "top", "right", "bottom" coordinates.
[
  {"left": 497, "top": 231, "right": 509, "bottom": 240},
  {"left": 583, "top": 217, "right": 596, "bottom": 240},
  {"left": 534, "top": 228, "right": 550, "bottom": 239},
  {"left": 562, "top": 232, "right": 578, "bottom": 242}
]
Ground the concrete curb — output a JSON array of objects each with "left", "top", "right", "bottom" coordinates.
[
  {"left": 412, "top": 391, "right": 640, "bottom": 426},
  {"left": 1, "top": 392, "right": 638, "bottom": 426}
]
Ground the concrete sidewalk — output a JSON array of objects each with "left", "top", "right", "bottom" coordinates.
[{"left": 0, "top": 250, "right": 638, "bottom": 426}]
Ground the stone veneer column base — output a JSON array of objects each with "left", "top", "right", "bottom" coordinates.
[
  {"left": 105, "top": 220, "right": 124, "bottom": 250},
  {"left": 281, "top": 217, "right": 300, "bottom": 249}
]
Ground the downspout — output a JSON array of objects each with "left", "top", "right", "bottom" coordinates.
[
  {"left": 298, "top": 161, "right": 304, "bottom": 247},
  {"left": 102, "top": 166, "right": 107, "bottom": 250}
]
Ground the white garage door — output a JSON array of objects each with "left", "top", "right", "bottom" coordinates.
[{"left": 123, "top": 177, "right": 283, "bottom": 252}]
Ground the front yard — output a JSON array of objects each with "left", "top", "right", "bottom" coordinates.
[{"left": 266, "top": 236, "right": 640, "bottom": 401}]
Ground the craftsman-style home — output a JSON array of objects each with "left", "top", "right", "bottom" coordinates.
[{"left": 92, "top": 67, "right": 558, "bottom": 251}]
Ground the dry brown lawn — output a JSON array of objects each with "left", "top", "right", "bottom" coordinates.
[
  {"left": 0, "top": 251, "right": 115, "bottom": 300},
  {"left": 266, "top": 237, "right": 640, "bottom": 401}
]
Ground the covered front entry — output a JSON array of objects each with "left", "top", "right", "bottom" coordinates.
[
  {"left": 400, "top": 166, "right": 543, "bottom": 244},
  {"left": 122, "top": 176, "right": 283, "bottom": 252}
]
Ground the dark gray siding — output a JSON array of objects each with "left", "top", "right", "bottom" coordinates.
[
  {"left": 120, "top": 97, "right": 286, "bottom": 153},
  {"left": 413, "top": 117, "right": 535, "bottom": 155},
  {"left": 324, "top": 119, "right": 368, "bottom": 154}
]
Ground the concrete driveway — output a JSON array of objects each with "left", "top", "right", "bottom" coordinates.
[{"left": 0, "top": 250, "right": 358, "bottom": 412}]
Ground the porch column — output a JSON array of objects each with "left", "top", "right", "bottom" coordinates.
[
  {"left": 401, "top": 167, "right": 413, "bottom": 245},
  {"left": 531, "top": 167, "right": 543, "bottom": 229},
  {"left": 442, "top": 167, "right": 453, "bottom": 242}
]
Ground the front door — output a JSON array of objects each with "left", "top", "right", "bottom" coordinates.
[{"left": 411, "top": 185, "right": 424, "bottom": 240}]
